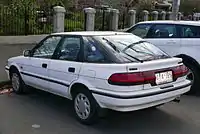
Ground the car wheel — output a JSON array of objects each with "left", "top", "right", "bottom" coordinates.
[
  {"left": 184, "top": 62, "right": 200, "bottom": 95},
  {"left": 10, "top": 70, "right": 25, "bottom": 94},
  {"left": 73, "top": 89, "right": 99, "bottom": 125}
]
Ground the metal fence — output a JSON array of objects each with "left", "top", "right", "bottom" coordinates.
[
  {"left": 95, "top": 8, "right": 109, "bottom": 31},
  {"left": 0, "top": 6, "right": 53, "bottom": 36},
  {"left": 64, "top": 9, "right": 85, "bottom": 32},
  {"left": 118, "top": 7, "right": 140, "bottom": 30},
  {"left": 0, "top": 5, "right": 86, "bottom": 35},
  {"left": 118, "top": 9, "right": 129, "bottom": 30}
]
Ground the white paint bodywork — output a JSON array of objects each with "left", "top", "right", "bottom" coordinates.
[
  {"left": 129, "top": 21, "right": 200, "bottom": 64},
  {"left": 5, "top": 32, "right": 191, "bottom": 112}
]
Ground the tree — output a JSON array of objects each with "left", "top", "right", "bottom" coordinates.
[
  {"left": 102, "top": 0, "right": 156, "bottom": 11},
  {"left": 136, "top": 0, "right": 155, "bottom": 10},
  {"left": 179, "top": 0, "right": 200, "bottom": 15},
  {"left": 0, "top": 0, "right": 12, "bottom": 5}
]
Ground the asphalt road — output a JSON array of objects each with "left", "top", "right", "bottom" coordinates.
[{"left": 0, "top": 89, "right": 200, "bottom": 134}]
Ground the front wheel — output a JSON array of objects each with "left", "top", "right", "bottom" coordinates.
[
  {"left": 10, "top": 71, "right": 25, "bottom": 94},
  {"left": 73, "top": 89, "right": 99, "bottom": 125}
]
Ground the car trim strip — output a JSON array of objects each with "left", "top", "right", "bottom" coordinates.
[
  {"left": 20, "top": 71, "right": 191, "bottom": 99},
  {"left": 21, "top": 72, "right": 70, "bottom": 87},
  {"left": 91, "top": 83, "right": 191, "bottom": 99}
]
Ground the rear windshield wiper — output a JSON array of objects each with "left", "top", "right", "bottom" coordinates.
[
  {"left": 122, "top": 52, "right": 144, "bottom": 63},
  {"left": 122, "top": 40, "right": 147, "bottom": 52},
  {"left": 102, "top": 37, "right": 119, "bottom": 52},
  {"left": 102, "top": 38, "right": 143, "bottom": 63},
  {"left": 119, "top": 41, "right": 155, "bottom": 56}
]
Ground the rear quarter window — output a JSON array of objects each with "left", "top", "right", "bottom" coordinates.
[{"left": 83, "top": 37, "right": 109, "bottom": 63}]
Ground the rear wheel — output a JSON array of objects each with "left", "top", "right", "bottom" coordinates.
[
  {"left": 72, "top": 88, "right": 100, "bottom": 125},
  {"left": 183, "top": 61, "right": 200, "bottom": 95},
  {"left": 10, "top": 70, "right": 26, "bottom": 94}
]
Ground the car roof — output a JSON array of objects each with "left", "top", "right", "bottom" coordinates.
[
  {"left": 51, "top": 31, "right": 132, "bottom": 36},
  {"left": 137, "top": 20, "right": 200, "bottom": 26}
]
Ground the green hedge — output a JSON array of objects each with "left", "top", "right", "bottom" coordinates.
[{"left": 64, "top": 12, "right": 85, "bottom": 31}]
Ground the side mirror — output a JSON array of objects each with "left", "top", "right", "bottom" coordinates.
[{"left": 23, "top": 50, "right": 31, "bottom": 57}]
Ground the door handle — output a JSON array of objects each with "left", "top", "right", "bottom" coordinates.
[
  {"left": 68, "top": 67, "right": 75, "bottom": 73},
  {"left": 42, "top": 63, "right": 47, "bottom": 68}
]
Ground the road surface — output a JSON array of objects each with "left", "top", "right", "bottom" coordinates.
[{"left": 0, "top": 89, "right": 200, "bottom": 134}]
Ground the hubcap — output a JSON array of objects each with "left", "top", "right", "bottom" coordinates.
[
  {"left": 12, "top": 73, "right": 20, "bottom": 91},
  {"left": 74, "top": 93, "right": 91, "bottom": 120}
]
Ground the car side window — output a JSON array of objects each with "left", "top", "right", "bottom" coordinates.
[
  {"left": 149, "top": 24, "right": 177, "bottom": 38},
  {"left": 180, "top": 25, "right": 200, "bottom": 38},
  {"left": 129, "top": 24, "right": 152, "bottom": 38},
  {"left": 56, "top": 37, "right": 81, "bottom": 61},
  {"left": 83, "top": 37, "right": 105, "bottom": 63},
  {"left": 32, "top": 36, "right": 62, "bottom": 58}
]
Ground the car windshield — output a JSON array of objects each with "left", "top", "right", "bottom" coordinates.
[{"left": 93, "top": 34, "right": 170, "bottom": 63}]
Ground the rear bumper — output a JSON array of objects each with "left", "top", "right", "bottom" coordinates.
[{"left": 91, "top": 80, "right": 191, "bottom": 112}]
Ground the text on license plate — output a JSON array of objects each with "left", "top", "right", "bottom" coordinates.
[{"left": 155, "top": 71, "right": 173, "bottom": 85}]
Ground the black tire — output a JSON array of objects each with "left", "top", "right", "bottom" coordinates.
[
  {"left": 72, "top": 88, "right": 100, "bottom": 125},
  {"left": 183, "top": 61, "right": 200, "bottom": 95},
  {"left": 10, "top": 69, "right": 26, "bottom": 94}
]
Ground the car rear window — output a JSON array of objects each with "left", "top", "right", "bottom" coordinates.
[{"left": 93, "top": 34, "right": 170, "bottom": 63}]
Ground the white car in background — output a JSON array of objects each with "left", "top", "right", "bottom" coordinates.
[
  {"left": 127, "top": 21, "right": 200, "bottom": 95},
  {"left": 5, "top": 32, "right": 191, "bottom": 124}
]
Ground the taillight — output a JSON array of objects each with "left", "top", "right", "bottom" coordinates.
[
  {"left": 108, "top": 65, "right": 189, "bottom": 86},
  {"left": 173, "top": 65, "right": 189, "bottom": 79},
  {"left": 108, "top": 71, "right": 155, "bottom": 86}
]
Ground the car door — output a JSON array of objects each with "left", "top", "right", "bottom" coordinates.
[
  {"left": 21, "top": 35, "right": 62, "bottom": 91},
  {"left": 145, "top": 24, "right": 181, "bottom": 56},
  {"left": 178, "top": 24, "right": 200, "bottom": 63},
  {"left": 48, "top": 35, "right": 83, "bottom": 97}
]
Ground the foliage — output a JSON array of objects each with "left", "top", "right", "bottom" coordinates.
[
  {"left": 134, "top": 0, "right": 156, "bottom": 11},
  {"left": 0, "top": 0, "right": 75, "bottom": 35},
  {"left": 65, "top": 20, "right": 84, "bottom": 31},
  {"left": 179, "top": 0, "right": 200, "bottom": 15},
  {"left": 0, "top": 0, "right": 40, "bottom": 35},
  {"left": 65, "top": 12, "right": 84, "bottom": 31}
]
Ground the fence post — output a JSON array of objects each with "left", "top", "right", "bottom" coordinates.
[
  {"left": 143, "top": 10, "right": 149, "bottom": 21},
  {"left": 109, "top": 9, "right": 119, "bottom": 31},
  {"left": 152, "top": 11, "right": 159, "bottom": 20},
  {"left": 128, "top": 10, "right": 136, "bottom": 27},
  {"left": 177, "top": 12, "right": 182, "bottom": 20},
  {"left": 53, "top": 6, "right": 66, "bottom": 33},
  {"left": 167, "top": 11, "right": 172, "bottom": 20},
  {"left": 84, "top": 7, "right": 96, "bottom": 31},
  {"left": 160, "top": 11, "right": 166, "bottom": 20}
]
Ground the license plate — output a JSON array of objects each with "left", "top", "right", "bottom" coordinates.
[{"left": 155, "top": 71, "right": 173, "bottom": 85}]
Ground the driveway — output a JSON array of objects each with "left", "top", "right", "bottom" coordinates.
[{"left": 0, "top": 89, "right": 200, "bottom": 134}]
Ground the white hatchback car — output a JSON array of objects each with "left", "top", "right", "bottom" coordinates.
[
  {"left": 5, "top": 32, "right": 191, "bottom": 124},
  {"left": 127, "top": 21, "right": 200, "bottom": 94}
]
